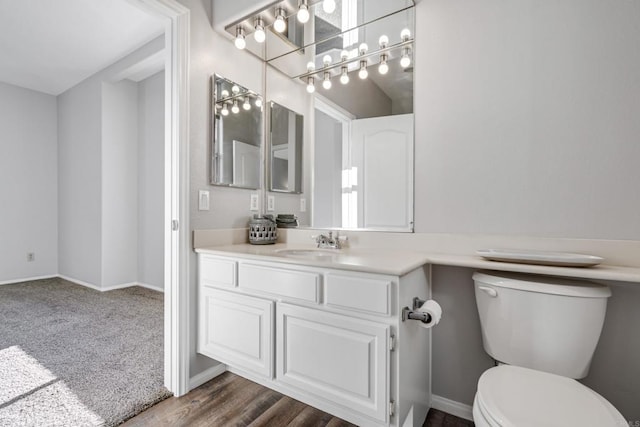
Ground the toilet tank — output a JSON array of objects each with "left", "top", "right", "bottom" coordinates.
[{"left": 473, "top": 271, "right": 611, "bottom": 379}]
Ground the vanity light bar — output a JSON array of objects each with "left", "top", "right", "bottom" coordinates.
[{"left": 292, "top": 38, "right": 414, "bottom": 80}]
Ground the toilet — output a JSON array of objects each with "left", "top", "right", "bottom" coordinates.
[{"left": 472, "top": 271, "right": 627, "bottom": 427}]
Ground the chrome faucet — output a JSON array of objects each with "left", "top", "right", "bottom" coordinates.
[{"left": 314, "top": 231, "right": 347, "bottom": 249}]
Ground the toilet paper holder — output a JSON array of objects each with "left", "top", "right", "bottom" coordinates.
[{"left": 402, "top": 297, "right": 431, "bottom": 323}]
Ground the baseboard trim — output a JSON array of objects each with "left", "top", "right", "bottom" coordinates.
[
  {"left": 57, "top": 274, "right": 102, "bottom": 290},
  {"left": 57, "top": 275, "right": 164, "bottom": 293},
  {"left": 0, "top": 275, "right": 58, "bottom": 286},
  {"left": 189, "top": 364, "right": 227, "bottom": 391},
  {"left": 431, "top": 395, "right": 474, "bottom": 421},
  {"left": 137, "top": 282, "right": 164, "bottom": 293}
]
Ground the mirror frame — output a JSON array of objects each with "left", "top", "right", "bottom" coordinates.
[{"left": 210, "top": 73, "right": 264, "bottom": 190}]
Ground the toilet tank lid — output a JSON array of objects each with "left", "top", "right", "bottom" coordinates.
[{"left": 473, "top": 271, "right": 611, "bottom": 298}]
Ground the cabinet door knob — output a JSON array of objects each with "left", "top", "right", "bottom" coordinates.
[{"left": 478, "top": 286, "right": 498, "bottom": 297}]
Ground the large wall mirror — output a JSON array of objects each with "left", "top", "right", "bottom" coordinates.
[
  {"left": 266, "top": 1, "right": 415, "bottom": 231},
  {"left": 269, "top": 101, "right": 303, "bottom": 193},
  {"left": 211, "top": 74, "right": 263, "bottom": 189}
]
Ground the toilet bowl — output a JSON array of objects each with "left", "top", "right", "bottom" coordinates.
[
  {"left": 472, "top": 271, "right": 626, "bottom": 426},
  {"left": 472, "top": 365, "right": 626, "bottom": 427}
]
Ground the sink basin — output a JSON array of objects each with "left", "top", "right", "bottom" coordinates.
[{"left": 275, "top": 249, "right": 340, "bottom": 258}]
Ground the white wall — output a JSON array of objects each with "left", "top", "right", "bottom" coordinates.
[
  {"left": 138, "top": 71, "right": 165, "bottom": 290},
  {"left": 0, "top": 82, "right": 58, "bottom": 283},
  {"left": 313, "top": 110, "right": 342, "bottom": 228},
  {"left": 101, "top": 80, "right": 139, "bottom": 288},
  {"left": 414, "top": 0, "right": 640, "bottom": 239}
]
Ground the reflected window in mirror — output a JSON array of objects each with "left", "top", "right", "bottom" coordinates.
[
  {"left": 211, "top": 74, "right": 263, "bottom": 189},
  {"left": 269, "top": 102, "right": 303, "bottom": 193}
]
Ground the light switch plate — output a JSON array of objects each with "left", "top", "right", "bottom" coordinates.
[
  {"left": 198, "top": 190, "right": 210, "bottom": 211},
  {"left": 300, "top": 198, "right": 306, "bottom": 212},
  {"left": 250, "top": 193, "right": 259, "bottom": 211},
  {"left": 267, "top": 195, "right": 275, "bottom": 211}
]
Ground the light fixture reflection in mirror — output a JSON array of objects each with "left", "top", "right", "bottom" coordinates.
[{"left": 211, "top": 74, "right": 263, "bottom": 190}]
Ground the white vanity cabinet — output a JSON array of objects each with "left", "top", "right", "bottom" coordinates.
[{"left": 197, "top": 253, "right": 431, "bottom": 427}]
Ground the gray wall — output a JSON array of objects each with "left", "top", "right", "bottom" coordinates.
[
  {"left": 0, "top": 82, "right": 58, "bottom": 283},
  {"left": 138, "top": 71, "right": 165, "bottom": 290}
]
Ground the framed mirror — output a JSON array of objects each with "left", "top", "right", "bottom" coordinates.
[
  {"left": 211, "top": 74, "right": 263, "bottom": 189},
  {"left": 269, "top": 101, "right": 303, "bottom": 193}
]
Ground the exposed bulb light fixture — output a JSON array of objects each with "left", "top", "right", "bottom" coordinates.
[
  {"left": 234, "top": 26, "right": 246, "bottom": 50},
  {"left": 378, "top": 35, "right": 389, "bottom": 48},
  {"left": 323, "top": 54, "right": 332, "bottom": 67},
  {"left": 322, "top": 72, "right": 332, "bottom": 89},
  {"left": 306, "top": 76, "right": 316, "bottom": 93},
  {"left": 340, "top": 50, "right": 349, "bottom": 61},
  {"left": 231, "top": 99, "right": 240, "bottom": 114},
  {"left": 243, "top": 97, "right": 251, "bottom": 110},
  {"left": 358, "top": 60, "right": 368, "bottom": 79},
  {"left": 274, "top": 7, "right": 287, "bottom": 33},
  {"left": 323, "top": 0, "right": 336, "bottom": 13},
  {"left": 307, "top": 61, "right": 316, "bottom": 72},
  {"left": 359, "top": 43, "right": 369, "bottom": 55},
  {"left": 221, "top": 89, "right": 229, "bottom": 98},
  {"left": 231, "top": 85, "right": 240, "bottom": 94},
  {"left": 254, "top": 97, "right": 263, "bottom": 108},
  {"left": 221, "top": 103, "right": 229, "bottom": 116},
  {"left": 400, "top": 47, "right": 412, "bottom": 68},
  {"left": 297, "top": 1, "right": 310, "bottom": 24},
  {"left": 340, "top": 66, "right": 349, "bottom": 84},
  {"left": 378, "top": 54, "right": 389, "bottom": 75},
  {"left": 401, "top": 28, "right": 411, "bottom": 42},
  {"left": 253, "top": 17, "right": 266, "bottom": 43}
]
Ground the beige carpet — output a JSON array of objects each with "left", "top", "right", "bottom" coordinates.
[{"left": 0, "top": 278, "right": 171, "bottom": 426}]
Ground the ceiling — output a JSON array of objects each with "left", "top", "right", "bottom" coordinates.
[{"left": 0, "top": 0, "right": 165, "bottom": 95}]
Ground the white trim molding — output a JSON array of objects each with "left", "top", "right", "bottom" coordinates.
[
  {"left": 431, "top": 395, "right": 474, "bottom": 421},
  {"left": 129, "top": 0, "right": 191, "bottom": 398},
  {"left": 189, "top": 363, "right": 227, "bottom": 390}
]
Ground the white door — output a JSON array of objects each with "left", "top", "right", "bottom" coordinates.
[
  {"left": 198, "top": 287, "right": 274, "bottom": 378},
  {"left": 276, "top": 303, "right": 390, "bottom": 423},
  {"left": 232, "top": 140, "right": 260, "bottom": 188},
  {"left": 351, "top": 114, "right": 413, "bottom": 230}
]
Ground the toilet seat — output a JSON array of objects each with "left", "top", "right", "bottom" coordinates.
[{"left": 474, "top": 365, "right": 626, "bottom": 427}]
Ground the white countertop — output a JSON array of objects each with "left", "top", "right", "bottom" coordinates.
[
  {"left": 194, "top": 243, "right": 640, "bottom": 282},
  {"left": 195, "top": 243, "right": 431, "bottom": 276}
]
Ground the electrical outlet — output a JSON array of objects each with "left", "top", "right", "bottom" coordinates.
[
  {"left": 300, "top": 198, "right": 307, "bottom": 212},
  {"left": 267, "top": 195, "right": 275, "bottom": 211},
  {"left": 27, "top": 252, "right": 35, "bottom": 262},
  {"left": 250, "top": 193, "right": 259, "bottom": 211},
  {"left": 198, "top": 190, "right": 210, "bottom": 211}
]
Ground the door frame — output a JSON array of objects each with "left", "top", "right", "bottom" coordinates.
[{"left": 130, "top": 0, "right": 190, "bottom": 396}]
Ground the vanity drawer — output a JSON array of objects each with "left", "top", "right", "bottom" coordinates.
[
  {"left": 199, "top": 255, "right": 237, "bottom": 288},
  {"left": 239, "top": 263, "right": 320, "bottom": 303},
  {"left": 325, "top": 273, "right": 391, "bottom": 316}
]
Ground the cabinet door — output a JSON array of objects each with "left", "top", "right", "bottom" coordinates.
[
  {"left": 198, "top": 287, "right": 273, "bottom": 378},
  {"left": 277, "top": 303, "right": 390, "bottom": 423}
]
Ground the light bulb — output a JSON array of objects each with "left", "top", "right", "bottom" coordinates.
[
  {"left": 323, "top": 0, "right": 336, "bottom": 13},
  {"left": 340, "top": 50, "right": 349, "bottom": 61},
  {"left": 243, "top": 97, "right": 251, "bottom": 110},
  {"left": 323, "top": 54, "right": 332, "bottom": 66},
  {"left": 231, "top": 85, "right": 240, "bottom": 94},
  {"left": 221, "top": 104, "right": 229, "bottom": 116},
  {"left": 231, "top": 100, "right": 239, "bottom": 114},
  {"left": 220, "top": 89, "right": 229, "bottom": 98},
  {"left": 378, "top": 35, "right": 389, "bottom": 48},
  {"left": 234, "top": 26, "right": 246, "bottom": 50},
  {"left": 254, "top": 18, "right": 265, "bottom": 43},
  {"left": 297, "top": 2, "right": 310, "bottom": 23},
  {"left": 359, "top": 43, "right": 368, "bottom": 55},
  {"left": 358, "top": 60, "right": 368, "bottom": 79},
  {"left": 254, "top": 97, "right": 263, "bottom": 108},
  {"left": 322, "top": 72, "right": 332, "bottom": 89},
  {"left": 400, "top": 48, "right": 411, "bottom": 68},
  {"left": 340, "top": 66, "right": 349, "bottom": 84},
  {"left": 401, "top": 28, "right": 411, "bottom": 41},
  {"left": 307, "top": 61, "right": 316, "bottom": 72},
  {"left": 306, "top": 76, "right": 316, "bottom": 93},
  {"left": 378, "top": 53, "right": 389, "bottom": 75},
  {"left": 274, "top": 8, "right": 286, "bottom": 33}
]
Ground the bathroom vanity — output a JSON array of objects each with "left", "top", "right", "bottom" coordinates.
[{"left": 196, "top": 245, "right": 432, "bottom": 427}]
